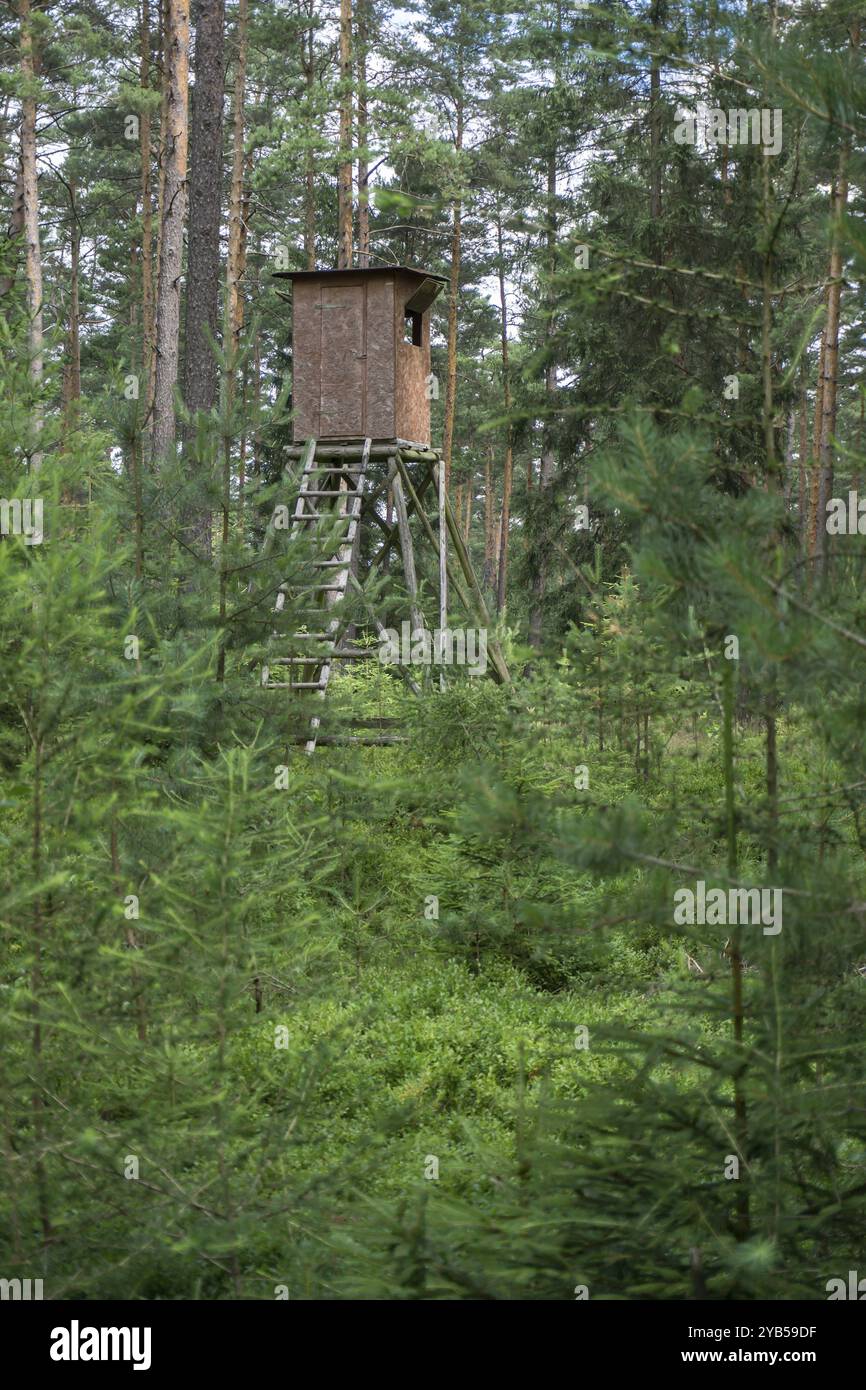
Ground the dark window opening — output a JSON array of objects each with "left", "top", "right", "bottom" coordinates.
[{"left": 404, "top": 310, "right": 422, "bottom": 346}]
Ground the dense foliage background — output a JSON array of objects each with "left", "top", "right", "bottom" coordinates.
[{"left": 1, "top": 0, "right": 865, "bottom": 1299}]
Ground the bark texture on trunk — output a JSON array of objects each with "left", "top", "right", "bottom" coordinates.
[
  {"left": 356, "top": 0, "right": 369, "bottom": 268},
  {"left": 441, "top": 74, "right": 464, "bottom": 492},
  {"left": 483, "top": 443, "right": 495, "bottom": 590},
  {"left": 649, "top": 1, "right": 665, "bottom": 225},
  {"left": 63, "top": 180, "right": 81, "bottom": 434},
  {"left": 495, "top": 213, "right": 513, "bottom": 614},
  {"left": 151, "top": 0, "right": 190, "bottom": 466},
  {"left": 813, "top": 20, "right": 859, "bottom": 573},
  {"left": 337, "top": 0, "right": 353, "bottom": 269},
  {"left": 225, "top": 0, "right": 248, "bottom": 361},
  {"left": 19, "top": 0, "right": 43, "bottom": 468},
  {"left": 152, "top": 0, "right": 170, "bottom": 418},
  {"left": 814, "top": 156, "right": 851, "bottom": 574},
  {"left": 182, "top": 0, "right": 226, "bottom": 553},
  {"left": 303, "top": 19, "right": 316, "bottom": 270},
  {"left": 798, "top": 365, "right": 808, "bottom": 554},
  {"left": 140, "top": 0, "right": 155, "bottom": 428},
  {"left": 528, "top": 149, "right": 558, "bottom": 649},
  {"left": 807, "top": 323, "right": 827, "bottom": 565}
]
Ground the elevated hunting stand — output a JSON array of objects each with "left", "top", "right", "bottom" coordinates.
[{"left": 263, "top": 265, "right": 509, "bottom": 753}]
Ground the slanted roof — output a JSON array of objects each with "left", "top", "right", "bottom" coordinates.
[
  {"left": 276, "top": 265, "right": 448, "bottom": 315},
  {"left": 273, "top": 264, "right": 449, "bottom": 284}
]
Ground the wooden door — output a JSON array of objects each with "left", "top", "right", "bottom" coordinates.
[{"left": 319, "top": 283, "right": 365, "bottom": 435}]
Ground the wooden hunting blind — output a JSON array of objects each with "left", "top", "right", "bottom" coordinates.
[
  {"left": 277, "top": 266, "right": 448, "bottom": 445},
  {"left": 262, "top": 262, "right": 509, "bottom": 754}
]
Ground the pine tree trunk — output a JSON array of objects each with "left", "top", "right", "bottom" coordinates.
[
  {"left": 151, "top": 0, "right": 190, "bottom": 465},
  {"left": 814, "top": 147, "right": 851, "bottom": 575},
  {"left": 182, "top": 0, "right": 225, "bottom": 554},
  {"left": 811, "top": 18, "right": 859, "bottom": 567},
  {"left": 442, "top": 81, "right": 464, "bottom": 492},
  {"left": 19, "top": 0, "right": 43, "bottom": 469},
  {"left": 225, "top": 0, "right": 248, "bottom": 362},
  {"left": 357, "top": 0, "right": 369, "bottom": 268},
  {"left": 483, "top": 443, "right": 495, "bottom": 589},
  {"left": 649, "top": 4, "right": 662, "bottom": 223},
  {"left": 798, "top": 362, "right": 808, "bottom": 556},
  {"left": 337, "top": 0, "right": 353, "bottom": 269},
  {"left": 251, "top": 257, "right": 261, "bottom": 478},
  {"left": 782, "top": 410, "right": 795, "bottom": 510},
  {"left": 140, "top": 0, "right": 155, "bottom": 430},
  {"left": 63, "top": 180, "right": 81, "bottom": 434},
  {"left": 218, "top": 0, "right": 249, "bottom": 677},
  {"left": 495, "top": 213, "right": 513, "bottom": 614},
  {"left": 304, "top": 23, "right": 316, "bottom": 270},
  {"left": 528, "top": 149, "right": 558, "bottom": 650},
  {"left": 807, "top": 324, "right": 827, "bottom": 566},
  {"left": 855, "top": 387, "right": 864, "bottom": 496},
  {"left": 650, "top": 55, "right": 664, "bottom": 221},
  {"left": 152, "top": 0, "right": 170, "bottom": 424}
]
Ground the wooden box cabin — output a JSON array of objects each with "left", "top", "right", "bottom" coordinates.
[{"left": 276, "top": 266, "right": 448, "bottom": 447}]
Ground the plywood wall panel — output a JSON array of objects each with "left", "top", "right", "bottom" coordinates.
[
  {"left": 395, "top": 272, "right": 431, "bottom": 445},
  {"left": 291, "top": 280, "right": 322, "bottom": 441},
  {"left": 289, "top": 269, "right": 440, "bottom": 444},
  {"left": 319, "top": 284, "right": 365, "bottom": 436},
  {"left": 365, "top": 275, "right": 396, "bottom": 439}
]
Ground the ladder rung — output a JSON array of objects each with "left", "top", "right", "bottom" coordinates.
[
  {"left": 294, "top": 510, "right": 353, "bottom": 521},
  {"left": 263, "top": 438, "right": 381, "bottom": 740},
  {"left": 271, "top": 651, "right": 371, "bottom": 663},
  {"left": 291, "top": 734, "right": 407, "bottom": 746},
  {"left": 278, "top": 680, "right": 329, "bottom": 690}
]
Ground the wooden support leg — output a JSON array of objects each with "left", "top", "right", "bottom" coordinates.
[
  {"left": 366, "top": 459, "right": 433, "bottom": 569},
  {"left": 433, "top": 462, "right": 510, "bottom": 686},
  {"left": 391, "top": 463, "right": 425, "bottom": 637},
  {"left": 393, "top": 455, "right": 471, "bottom": 614},
  {"left": 439, "top": 447, "right": 448, "bottom": 691}
]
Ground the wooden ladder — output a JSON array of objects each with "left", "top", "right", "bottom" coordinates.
[{"left": 262, "top": 437, "right": 372, "bottom": 754}]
